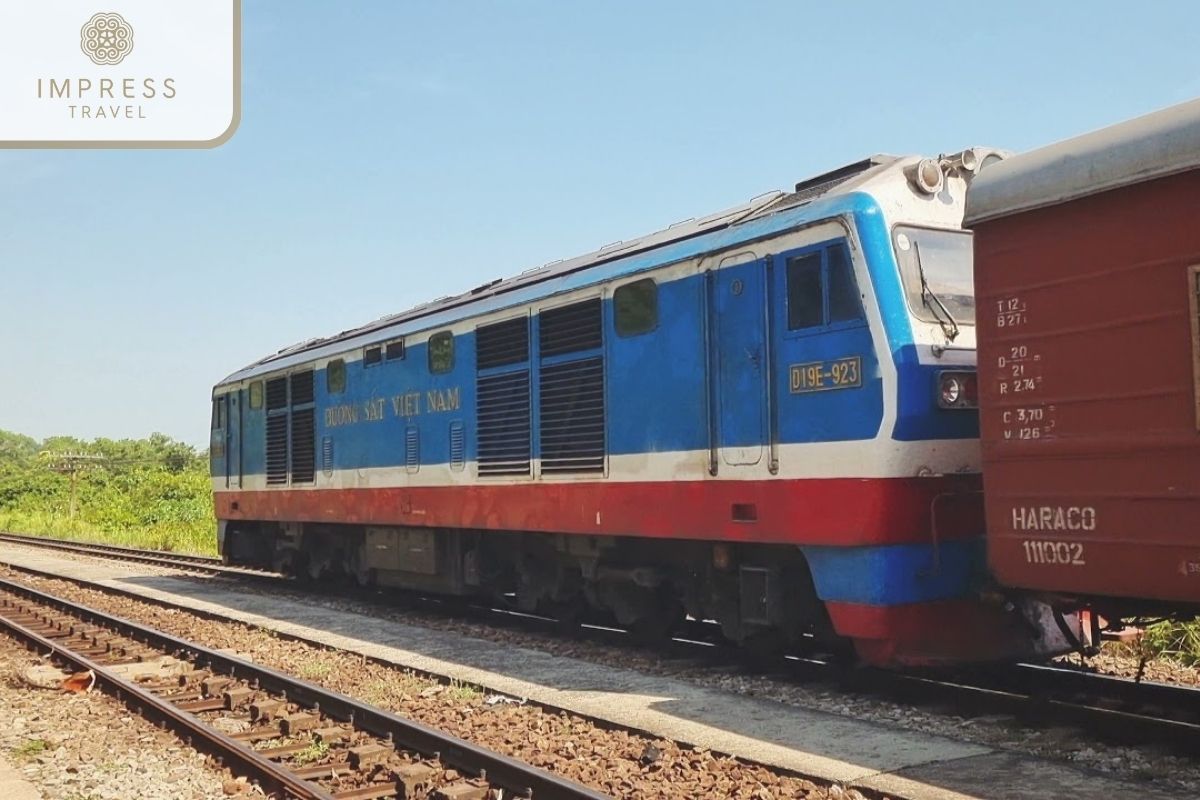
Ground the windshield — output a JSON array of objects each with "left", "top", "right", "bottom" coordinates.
[{"left": 893, "top": 226, "right": 975, "bottom": 325}]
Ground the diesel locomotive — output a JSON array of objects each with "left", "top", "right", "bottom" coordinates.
[{"left": 210, "top": 151, "right": 1081, "bottom": 667}]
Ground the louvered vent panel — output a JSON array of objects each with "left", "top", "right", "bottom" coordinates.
[
  {"left": 539, "top": 299, "right": 602, "bottom": 357},
  {"left": 290, "top": 370, "right": 315, "bottom": 406},
  {"left": 449, "top": 421, "right": 466, "bottom": 472},
  {"left": 265, "top": 378, "right": 288, "bottom": 411},
  {"left": 321, "top": 436, "right": 334, "bottom": 476},
  {"left": 405, "top": 426, "right": 420, "bottom": 474},
  {"left": 290, "top": 408, "right": 316, "bottom": 483},
  {"left": 476, "top": 317, "right": 529, "bottom": 369},
  {"left": 265, "top": 415, "right": 288, "bottom": 484},
  {"left": 539, "top": 357, "right": 605, "bottom": 473},
  {"left": 476, "top": 370, "right": 531, "bottom": 475}
]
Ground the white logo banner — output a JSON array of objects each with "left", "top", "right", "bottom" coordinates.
[{"left": 0, "top": 1, "right": 240, "bottom": 147}]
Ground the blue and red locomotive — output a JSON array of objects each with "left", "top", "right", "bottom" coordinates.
[{"left": 210, "top": 151, "right": 1078, "bottom": 667}]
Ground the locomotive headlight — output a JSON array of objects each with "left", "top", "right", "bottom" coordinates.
[
  {"left": 937, "top": 371, "right": 977, "bottom": 409},
  {"left": 907, "top": 158, "right": 945, "bottom": 195}
]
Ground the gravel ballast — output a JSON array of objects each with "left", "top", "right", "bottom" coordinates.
[
  {"left": 0, "top": 638, "right": 230, "bottom": 800},
  {"left": 0, "top": 567, "right": 851, "bottom": 800}
]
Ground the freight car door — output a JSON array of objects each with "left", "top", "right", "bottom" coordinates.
[{"left": 713, "top": 255, "right": 767, "bottom": 466}]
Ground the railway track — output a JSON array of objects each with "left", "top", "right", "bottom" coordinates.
[
  {"left": 0, "top": 531, "right": 273, "bottom": 578},
  {"left": 3, "top": 530, "right": 1200, "bottom": 755},
  {"left": 0, "top": 575, "right": 607, "bottom": 800}
]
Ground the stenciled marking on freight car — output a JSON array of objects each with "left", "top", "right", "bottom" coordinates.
[
  {"left": 325, "top": 388, "right": 461, "bottom": 428},
  {"left": 1022, "top": 539, "right": 1086, "bottom": 566},
  {"left": 995, "top": 343, "right": 1057, "bottom": 437},
  {"left": 1011, "top": 505, "right": 1096, "bottom": 531},
  {"left": 789, "top": 356, "right": 862, "bottom": 394},
  {"left": 1000, "top": 406, "right": 1058, "bottom": 440},
  {"left": 1180, "top": 560, "right": 1200, "bottom": 577},
  {"left": 996, "top": 343, "right": 1046, "bottom": 398},
  {"left": 994, "top": 296, "right": 1028, "bottom": 328}
]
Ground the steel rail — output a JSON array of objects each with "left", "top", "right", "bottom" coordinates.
[
  {"left": 0, "top": 576, "right": 609, "bottom": 800},
  {"left": 0, "top": 595, "right": 334, "bottom": 800},
  {"left": 837, "top": 662, "right": 1200, "bottom": 753},
  {"left": 0, "top": 531, "right": 275, "bottom": 579}
]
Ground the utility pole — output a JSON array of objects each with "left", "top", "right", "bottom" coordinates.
[{"left": 41, "top": 451, "right": 106, "bottom": 519}]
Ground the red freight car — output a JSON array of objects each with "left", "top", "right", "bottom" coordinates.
[{"left": 965, "top": 100, "right": 1200, "bottom": 616}]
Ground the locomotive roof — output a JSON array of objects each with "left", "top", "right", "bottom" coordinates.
[
  {"left": 964, "top": 98, "right": 1200, "bottom": 226},
  {"left": 219, "top": 155, "right": 904, "bottom": 386}
]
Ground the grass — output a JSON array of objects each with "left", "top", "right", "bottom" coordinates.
[
  {"left": 292, "top": 739, "right": 329, "bottom": 766},
  {"left": 360, "top": 679, "right": 394, "bottom": 706},
  {"left": 11, "top": 738, "right": 48, "bottom": 760},
  {"left": 360, "top": 672, "right": 433, "bottom": 706},
  {"left": 0, "top": 509, "right": 216, "bottom": 556},
  {"left": 447, "top": 678, "right": 481, "bottom": 701},
  {"left": 1130, "top": 620, "right": 1200, "bottom": 668},
  {"left": 297, "top": 659, "right": 334, "bottom": 680}
]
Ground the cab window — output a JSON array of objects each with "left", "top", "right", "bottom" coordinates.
[{"left": 786, "top": 243, "right": 864, "bottom": 330}]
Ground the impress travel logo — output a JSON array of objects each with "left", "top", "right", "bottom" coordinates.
[
  {"left": 0, "top": 2, "right": 240, "bottom": 147},
  {"left": 80, "top": 12, "right": 135, "bottom": 66}
]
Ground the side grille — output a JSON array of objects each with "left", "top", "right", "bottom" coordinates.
[
  {"left": 265, "top": 377, "right": 288, "bottom": 411},
  {"left": 290, "top": 408, "right": 315, "bottom": 483},
  {"left": 265, "top": 415, "right": 288, "bottom": 485},
  {"left": 405, "top": 426, "right": 420, "bottom": 473},
  {"left": 476, "top": 317, "right": 529, "bottom": 369},
  {"left": 449, "top": 421, "right": 466, "bottom": 472},
  {"left": 476, "top": 370, "right": 531, "bottom": 475},
  {"left": 539, "top": 357, "right": 605, "bottom": 473},
  {"left": 539, "top": 299, "right": 602, "bottom": 357},
  {"left": 321, "top": 436, "right": 334, "bottom": 476},
  {"left": 290, "top": 370, "right": 315, "bottom": 406}
]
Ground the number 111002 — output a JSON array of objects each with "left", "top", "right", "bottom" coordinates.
[{"left": 1022, "top": 539, "right": 1085, "bottom": 566}]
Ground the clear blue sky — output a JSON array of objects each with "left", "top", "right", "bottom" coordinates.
[{"left": 2, "top": 1, "right": 1197, "bottom": 447}]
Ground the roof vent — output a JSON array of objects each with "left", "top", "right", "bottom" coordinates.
[{"left": 792, "top": 157, "right": 885, "bottom": 199}]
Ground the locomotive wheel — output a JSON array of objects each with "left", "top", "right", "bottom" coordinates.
[
  {"left": 541, "top": 598, "right": 587, "bottom": 637},
  {"left": 627, "top": 600, "right": 685, "bottom": 645},
  {"left": 740, "top": 629, "right": 787, "bottom": 670},
  {"left": 273, "top": 549, "right": 307, "bottom": 582}
]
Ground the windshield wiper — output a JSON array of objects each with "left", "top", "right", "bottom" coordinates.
[{"left": 912, "top": 240, "right": 959, "bottom": 342}]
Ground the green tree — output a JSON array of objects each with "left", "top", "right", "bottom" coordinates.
[{"left": 0, "top": 430, "right": 39, "bottom": 467}]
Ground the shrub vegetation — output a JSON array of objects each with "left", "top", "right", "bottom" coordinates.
[
  {"left": 1133, "top": 620, "right": 1200, "bottom": 669},
  {"left": 0, "top": 429, "right": 216, "bottom": 555}
]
